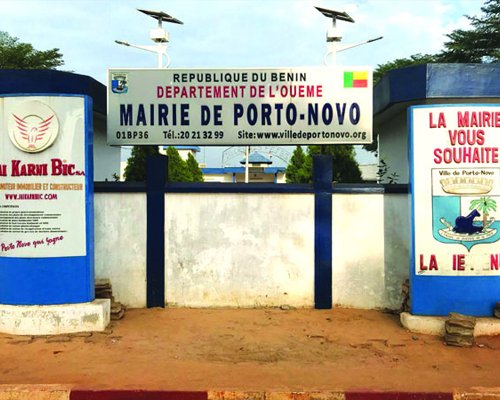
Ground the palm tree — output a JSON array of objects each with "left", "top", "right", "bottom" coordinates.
[{"left": 469, "top": 197, "right": 497, "bottom": 227}]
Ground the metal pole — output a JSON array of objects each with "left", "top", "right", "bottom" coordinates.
[
  {"left": 157, "top": 44, "right": 163, "bottom": 68},
  {"left": 245, "top": 145, "right": 250, "bottom": 183}
]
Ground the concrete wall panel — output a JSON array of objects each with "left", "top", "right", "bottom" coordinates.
[
  {"left": 165, "top": 194, "right": 315, "bottom": 307},
  {"left": 332, "top": 194, "right": 409, "bottom": 310},
  {"left": 93, "top": 192, "right": 410, "bottom": 310},
  {"left": 94, "top": 193, "right": 147, "bottom": 307}
]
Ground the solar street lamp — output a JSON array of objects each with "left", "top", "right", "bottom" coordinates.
[
  {"left": 115, "top": 8, "right": 183, "bottom": 69},
  {"left": 315, "top": 6, "right": 382, "bottom": 65}
]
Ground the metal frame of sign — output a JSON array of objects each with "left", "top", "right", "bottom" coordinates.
[{"left": 107, "top": 67, "right": 373, "bottom": 146}]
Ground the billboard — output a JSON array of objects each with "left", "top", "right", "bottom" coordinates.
[
  {"left": 0, "top": 96, "right": 87, "bottom": 258},
  {"left": 107, "top": 67, "right": 372, "bottom": 146},
  {"left": 410, "top": 104, "right": 500, "bottom": 277}
]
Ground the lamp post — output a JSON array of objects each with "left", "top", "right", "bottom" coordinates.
[
  {"left": 115, "top": 9, "right": 183, "bottom": 173},
  {"left": 115, "top": 8, "right": 183, "bottom": 69},
  {"left": 314, "top": 6, "right": 382, "bottom": 66},
  {"left": 314, "top": 6, "right": 382, "bottom": 158}
]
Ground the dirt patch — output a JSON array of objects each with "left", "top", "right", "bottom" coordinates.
[{"left": 0, "top": 308, "right": 499, "bottom": 392}]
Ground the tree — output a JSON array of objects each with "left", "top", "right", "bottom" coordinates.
[
  {"left": 186, "top": 153, "right": 204, "bottom": 182},
  {"left": 166, "top": 146, "right": 191, "bottom": 182},
  {"left": 373, "top": 53, "right": 439, "bottom": 84},
  {"left": 366, "top": 0, "right": 500, "bottom": 156},
  {"left": 0, "top": 31, "right": 64, "bottom": 69},
  {"left": 123, "top": 145, "right": 160, "bottom": 182},
  {"left": 469, "top": 196, "right": 497, "bottom": 227},
  {"left": 376, "top": 158, "right": 399, "bottom": 184},
  {"left": 372, "top": 0, "right": 499, "bottom": 82},
  {"left": 285, "top": 146, "right": 310, "bottom": 183},
  {"left": 124, "top": 146, "right": 203, "bottom": 183},
  {"left": 285, "top": 145, "right": 362, "bottom": 184},
  {"left": 439, "top": 0, "right": 500, "bottom": 63},
  {"left": 308, "top": 145, "right": 362, "bottom": 183}
]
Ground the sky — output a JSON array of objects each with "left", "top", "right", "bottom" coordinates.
[{"left": 0, "top": 0, "right": 484, "bottom": 167}]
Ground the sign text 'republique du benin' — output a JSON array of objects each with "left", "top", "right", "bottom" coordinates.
[{"left": 107, "top": 67, "right": 373, "bottom": 146}]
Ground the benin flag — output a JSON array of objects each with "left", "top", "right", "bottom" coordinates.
[{"left": 344, "top": 71, "right": 368, "bottom": 88}]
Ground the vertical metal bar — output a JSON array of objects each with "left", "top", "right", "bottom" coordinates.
[
  {"left": 146, "top": 154, "right": 167, "bottom": 308},
  {"left": 245, "top": 145, "right": 250, "bottom": 183},
  {"left": 313, "top": 155, "right": 333, "bottom": 309}
]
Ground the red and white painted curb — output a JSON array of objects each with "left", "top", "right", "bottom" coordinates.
[{"left": 1, "top": 387, "right": 500, "bottom": 400}]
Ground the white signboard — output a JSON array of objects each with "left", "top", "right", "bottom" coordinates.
[
  {"left": 107, "top": 67, "right": 372, "bottom": 145},
  {"left": 411, "top": 104, "right": 500, "bottom": 276},
  {"left": 0, "top": 96, "right": 86, "bottom": 258}
]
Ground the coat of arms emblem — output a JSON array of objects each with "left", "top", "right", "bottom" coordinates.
[
  {"left": 432, "top": 168, "right": 500, "bottom": 251},
  {"left": 111, "top": 73, "right": 128, "bottom": 94}
]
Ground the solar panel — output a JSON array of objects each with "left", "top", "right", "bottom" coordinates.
[
  {"left": 137, "top": 8, "right": 184, "bottom": 25},
  {"left": 314, "top": 6, "right": 354, "bottom": 23}
]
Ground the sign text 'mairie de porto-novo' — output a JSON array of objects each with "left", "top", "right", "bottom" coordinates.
[{"left": 107, "top": 67, "right": 373, "bottom": 146}]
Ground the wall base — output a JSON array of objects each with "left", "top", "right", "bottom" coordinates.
[
  {"left": 0, "top": 299, "right": 110, "bottom": 335},
  {"left": 400, "top": 312, "right": 500, "bottom": 337}
]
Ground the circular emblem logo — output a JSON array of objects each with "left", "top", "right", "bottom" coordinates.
[{"left": 8, "top": 101, "right": 59, "bottom": 153}]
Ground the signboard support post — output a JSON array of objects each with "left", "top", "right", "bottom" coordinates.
[
  {"left": 244, "top": 146, "right": 250, "bottom": 183},
  {"left": 146, "top": 154, "right": 168, "bottom": 308},
  {"left": 313, "top": 155, "right": 333, "bottom": 309}
]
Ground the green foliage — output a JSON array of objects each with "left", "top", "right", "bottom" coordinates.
[
  {"left": 285, "top": 145, "right": 362, "bottom": 184},
  {"left": 373, "top": 0, "right": 500, "bottom": 83},
  {"left": 186, "top": 152, "right": 204, "bottom": 182},
  {"left": 123, "top": 146, "right": 203, "bottom": 183},
  {"left": 285, "top": 146, "right": 310, "bottom": 183},
  {"left": 376, "top": 159, "right": 399, "bottom": 184},
  {"left": 373, "top": 53, "right": 439, "bottom": 84},
  {"left": 362, "top": 132, "right": 378, "bottom": 154},
  {"left": 166, "top": 146, "right": 191, "bottom": 182},
  {"left": 0, "top": 31, "right": 64, "bottom": 69},
  {"left": 470, "top": 196, "right": 497, "bottom": 213},
  {"left": 123, "top": 145, "right": 160, "bottom": 182},
  {"left": 439, "top": 0, "right": 500, "bottom": 63},
  {"left": 367, "top": 0, "right": 500, "bottom": 155},
  {"left": 308, "top": 145, "right": 362, "bottom": 183},
  {"left": 470, "top": 196, "right": 497, "bottom": 225}
]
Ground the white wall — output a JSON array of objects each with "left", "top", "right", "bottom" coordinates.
[
  {"left": 94, "top": 193, "right": 147, "bottom": 307},
  {"left": 332, "top": 194, "right": 409, "bottom": 310},
  {"left": 165, "top": 194, "right": 315, "bottom": 307},
  {"left": 233, "top": 172, "right": 286, "bottom": 183},
  {"left": 94, "top": 192, "right": 410, "bottom": 310},
  {"left": 93, "top": 114, "right": 121, "bottom": 182},
  {"left": 202, "top": 172, "right": 286, "bottom": 183},
  {"left": 203, "top": 173, "right": 233, "bottom": 183},
  {"left": 378, "top": 111, "right": 408, "bottom": 183}
]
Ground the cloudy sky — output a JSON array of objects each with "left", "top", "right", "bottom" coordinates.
[{"left": 0, "top": 0, "right": 483, "bottom": 166}]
